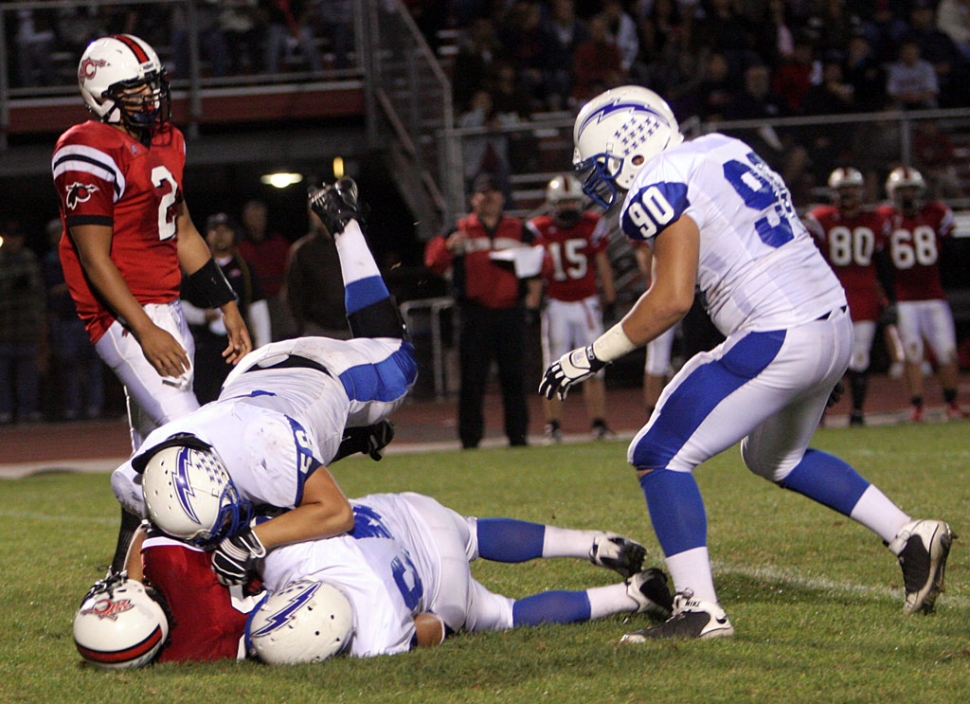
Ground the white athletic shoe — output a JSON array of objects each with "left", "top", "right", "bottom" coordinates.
[
  {"left": 621, "top": 591, "right": 734, "bottom": 641},
  {"left": 625, "top": 568, "right": 674, "bottom": 620},
  {"left": 888, "top": 519, "right": 955, "bottom": 614},
  {"left": 589, "top": 533, "right": 646, "bottom": 578}
]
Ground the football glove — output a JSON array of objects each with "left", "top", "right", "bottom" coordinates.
[
  {"left": 212, "top": 527, "right": 266, "bottom": 587},
  {"left": 333, "top": 420, "right": 396, "bottom": 463},
  {"left": 80, "top": 567, "right": 128, "bottom": 607},
  {"left": 539, "top": 345, "right": 607, "bottom": 401}
]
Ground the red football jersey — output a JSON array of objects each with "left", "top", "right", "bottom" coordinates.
[
  {"left": 877, "top": 201, "right": 954, "bottom": 302},
  {"left": 52, "top": 120, "right": 186, "bottom": 342},
  {"left": 528, "top": 212, "right": 607, "bottom": 302},
  {"left": 805, "top": 205, "right": 890, "bottom": 322},
  {"left": 141, "top": 537, "right": 252, "bottom": 663}
]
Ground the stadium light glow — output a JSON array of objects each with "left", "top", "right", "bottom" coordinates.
[
  {"left": 260, "top": 172, "right": 304, "bottom": 188},
  {"left": 333, "top": 156, "right": 345, "bottom": 178}
]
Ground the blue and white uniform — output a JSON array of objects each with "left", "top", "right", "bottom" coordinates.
[
  {"left": 261, "top": 492, "right": 514, "bottom": 657},
  {"left": 621, "top": 134, "right": 848, "bottom": 479}
]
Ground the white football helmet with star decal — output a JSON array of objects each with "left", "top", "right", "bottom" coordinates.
[
  {"left": 246, "top": 579, "right": 355, "bottom": 664},
  {"left": 572, "top": 85, "right": 684, "bottom": 209}
]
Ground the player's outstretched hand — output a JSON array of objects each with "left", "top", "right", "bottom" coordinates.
[
  {"left": 539, "top": 346, "right": 606, "bottom": 401},
  {"left": 212, "top": 527, "right": 266, "bottom": 586},
  {"left": 220, "top": 304, "right": 253, "bottom": 365}
]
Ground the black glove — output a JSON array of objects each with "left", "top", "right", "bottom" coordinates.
[
  {"left": 878, "top": 303, "right": 898, "bottom": 327},
  {"left": 826, "top": 380, "right": 845, "bottom": 408},
  {"left": 332, "top": 420, "right": 395, "bottom": 463},
  {"left": 212, "top": 527, "right": 266, "bottom": 586}
]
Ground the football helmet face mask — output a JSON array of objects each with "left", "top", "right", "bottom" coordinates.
[
  {"left": 546, "top": 173, "right": 585, "bottom": 228},
  {"left": 74, "top": 575, "right": 169, "bottom": 669},
  {"left": 572, "top": 86, "right": 684, "bottom": 210},
  {"left": 140, "top": 436, "right": 251, "bottom": 548},
  {"left": 78, "top": 34, "right": 171, "bottom": 133},
  {"left": 828, "top": 167, "right": 864, "bottom": 214},
  {"left": 246, "top": 580, "right": 355, "bottom": 664},
  {"left": 885, "top": 166, "right": 926, "bottom": 216}
]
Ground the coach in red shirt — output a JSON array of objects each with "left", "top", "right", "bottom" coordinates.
[{"left": 425, "top": 173, "right": 533, "bottom": 448}]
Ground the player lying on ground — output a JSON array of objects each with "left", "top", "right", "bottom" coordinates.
[
  {"left": 108, "top": 179, "right": 417, "bottom": 588},
  {"left": 73, "top": 492, "right": 673, "bottom": 667}
]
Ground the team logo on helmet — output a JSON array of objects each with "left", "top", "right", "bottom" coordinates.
[
  {"left": 173, "top": 449, "right": 203, "bottom": 525},
  {"left": 250, "top": 581, "right": 323, "bottom": 638},
  {"left": 78, "top": 58, "right": 107, "bottom": 84},
  {"left": 80, "top": 597, "right": 134, "bottom": 621},
  {"left": 65, "top": 182, "right": 100, "bottom": 210}
]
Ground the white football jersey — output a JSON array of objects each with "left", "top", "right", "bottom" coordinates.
[
  {"left": 262, "top": 493, "right": 440, "bottom": 658},
  {"left": 619, "top": 134, "right": 846, "bottom": 335}
]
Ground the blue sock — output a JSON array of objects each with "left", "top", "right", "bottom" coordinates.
[
  {"left": 779, "top": 448, "right": 869, "bottom": 516},
  {"left": 639, "top": 469, "right": 707, "bottom": 557},
  {"left": 477, "top": 518, "right": 545, "bottom": 562},
  {"left": 512, "top": 591, "right": 591, "bottom": 626}
]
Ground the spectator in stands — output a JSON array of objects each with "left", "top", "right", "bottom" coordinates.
[
  {"left": 0, "top": 222, "right": 46, "bottom": 425},
  {"left": 842, "top": 31, "right": 887, "bottom": 113},
  {"left": 635, "top": 0, "right": 684, "bottom": 68},
  {"left": 183, "top": 213, "right": 272, "bottom": 403},
  {"left": 497, "top": 0, "right": 547, "bottom": 109},
  {"left": 261, "top": 0, "right": 322, "bottom": 74},
  {"left": 860, "top": 0, "right": 910, "bottom": 65},
  {"left": 571, "top": 14, "right": 627, "bottom": 103},
  {"left": 886, "top": 38, "right": 940, "bottom": 109},
  {"left": 312, "top": 0, "right": 355, "bottom": 69},
  {"left": 458, "top": 89, "right": 514, "bottom": 203},
  {"left": 912, "top": 120, "right": 965, "bottom": 199},
  {"left": 237, "top": 199, "right": 294, "bottom": 341},
  {"left": 219, "top": 0, "right": 264, "bottom": 74},
  {"left": 723, "top": 63, "right": 809, "bottom": 194},
  {"left": 602, "top": 0, "right": 640, "bottom": 75},
  {"left": 686, "top": 51, "right": 738, "bottom": 122},
  {"left": 540, "top": 0, "right": 589, "bottom": 111},
  {"left": 452, "top": 16, "right": 506, "bottom": 113},
  {"left": 772, "top": 33, "right": 818, "bottom": 115},
  {"left": 286, "top": 206, "right": 351, "bottom": 340},
  {"left": 754, "top": 0, "right": 795, "bottom": 69},
  {"left": 14, "top": 9, "right": 57, "bottom": 88},
  {"left": 908, "top": 0, "right": 970, "bottom": 108},
  {"left": 936, "top": 0, "right": 970, "bottom": 63},
  {"left": 41, "top": 219, "right": 104, "bottom": 421},
  {"left": 801, "top": 60, "right": 858, "bottom": 187},
  {"left": 171, "top": 1, "right": 229, "bottom": 79}
]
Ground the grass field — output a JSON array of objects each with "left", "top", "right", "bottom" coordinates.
[{"left": 2, "top": 422, "right": 969, "bottom": 703}]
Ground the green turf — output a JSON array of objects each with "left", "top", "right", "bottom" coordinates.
[{"left": 2, "top": 422, "right": 969, "bottom": 703}]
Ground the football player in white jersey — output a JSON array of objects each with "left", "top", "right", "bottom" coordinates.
[
  {"left": 77, "top": 493, "right": 671, "bottom": 667},
  {"left": 108, "top": 179, "right": 417, "bottom": 588},
  {"left": 540, "top": 86, "right": 954, "bottom": 640}
]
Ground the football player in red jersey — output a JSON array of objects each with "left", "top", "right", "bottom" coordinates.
[
  {"left": 52, "top": 34, "right": 252, "bottom": 571},
  {"left": 527, "top": 174, "right": 617, "bottom": 441},
  {"left": 877, "top": 167, "right": 965, "bottom": 422},
  {"left": 805, "top": 167, "right": 894, "bottom": 426}
]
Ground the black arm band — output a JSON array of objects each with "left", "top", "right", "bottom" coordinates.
[
  {"left": 347, "top": 296, "right": 410, "bottom": 341},
  {"left": 185, "top": 258, "right": 236, "bottom": 308}
]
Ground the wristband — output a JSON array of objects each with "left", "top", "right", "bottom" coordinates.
[
  {"left": 186, "top": 257, "right": 236, "bottom": 308},
  {"left": 591, "top": 324, "right": 638, "bottom": 363}
]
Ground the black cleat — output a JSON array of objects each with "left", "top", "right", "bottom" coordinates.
[{"left": 308, "top": 177, "right": 360, "bottom": 236}]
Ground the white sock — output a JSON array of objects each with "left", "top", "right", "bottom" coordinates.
[
  {"left": 665, "top": 546, "right": 718, "bottom": 604},
  {"left": 334, "top": 219, "right": 380, "bottom": 286},
  {"left": 849, "top": 485, "right": 912, "bottom": 544},
  {"left": 541, "top": 526, "right": 603, "bottom": 560},
  {"left": 587, "top": 583, "right": 639, "bottom": 619}
]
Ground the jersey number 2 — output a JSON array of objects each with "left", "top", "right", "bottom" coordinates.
[{"left": 152, "top": 165, "right": 178, "bottom": 241}]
